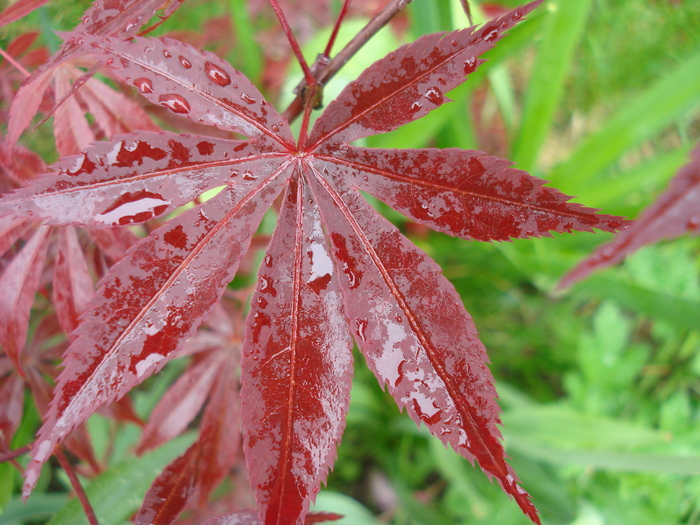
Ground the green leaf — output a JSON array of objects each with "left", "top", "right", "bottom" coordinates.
[
  {"left": 511, "top": 0, "right": 593, "bottom": 171},
  {"left": 547, "top": 47, "right": 700, "bottom": 192}
]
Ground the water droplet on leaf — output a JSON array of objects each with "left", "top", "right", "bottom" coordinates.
[
  {"left": 159, "top": 93, "right": 191, "bottom": 114},
  {"left": 179, "top": 55, "right": 192, "bottom": 68},
  {"left": 464, "top": 57, "right": 477, "bottom": 74},
  {"left": 240, "top": 93, "right": 256, "bottom": 105},
  {"left": 355, "top": 318, "right": 368, "bottom": 342},
  {"left": 204, "top": 61, "right": 231, "bottom": 86}
]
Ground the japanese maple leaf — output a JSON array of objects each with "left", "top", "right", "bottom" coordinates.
[
  {"left": 559, "top": 140, "right": 700, "bottom": 288},
  {"left": 5, "top": 0, "right": 183, "bottom": 147},
  {"left": 0, "top": 2, "right": 627, "bottom": 524}
]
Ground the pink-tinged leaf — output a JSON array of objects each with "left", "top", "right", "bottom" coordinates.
[
  {"left": 76, "top": 34, "right": 294, "bottom": 144},
  {"left": 53, "top": 64, "right": 97, "bottom": 156},
  {"left": 0, "top": 0, "right": 51, "bottom": 27},
  {"left": 88, "top": 226, "right": 138, "bottom": 263},
  {"left": 308, "top": 1, "right": 542, "bottom": 147},
  {"left": 0, "top": 216, "right": 31, "bottom": 257},
  {"left": 73, "top": 0, "right": 175, "bottom": 40},
  {"left": 0, "top": 139, "right": 47, "bottom": 185},
  {"left": 4, "top": 0, "right": 183, "bottom": 146},
  {"left": 307, "top": 174, "right": 540, "bottom": 524},
  {"left": 23, "top": 168, "right": 291, "bottom": 497},
  {"left": 6, "top": 68, "right": 54, "bottom": 146},
  {"left": 242, "top": 176, "right": 354, "bottom": 525},
  {"left": 77, "top": 69, "right": 160, "bottom": 135},
  {"left": 201, "top": 511, "right": 259, "bottom": 525},
  {"left": 0, "top": 224, "right": 52, "bottom": 374},
  {"left": 136, "top": 353, "right": 222, "bottom": 455},
  {"left": 53, "top": 228, "right": 94, "bottom": 338},
  {"left": 559, "top": 142, "right": 700, "bottom": 288},
  {"left": 0, "top": 133, "right": 284, "bottom": 228},
  {"left": 135, "top": 442, "right": 200, "bottom": 525},
  {"left": 0, "top": 374, "right": 24, "bottom": 450},
  {"left": 320, "top": 145, "right": 627, "bottom": 241},
  {"left": 193, "top": 348, "right": 241, "bottom": 505}
]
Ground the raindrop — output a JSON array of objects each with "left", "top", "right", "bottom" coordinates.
[
  {"left": 272, "top": 124, "right": 280, "bottom": 132},
  {"left": 256, "top": 296, "right": 268, "bottom": 308},
  {"left": 125, "top": 23, "right": 136, "bottom": 32},
  {"left": 484, "top": 28, "right": 499, "bottom": 42},
  {"left": 563, "top": 221, "right": 574, "bottom": 230},
  {"left": 464, "top": 57, "right": 477, "bottom": 74},
  {"left": 240, "top": 93, "right": 256, "bottom": 105},
  {"left": 425, "top": 88, "right": 444, "bottom": 105},
  {"left": 410, "top": 101, "right": 423, "bottom": 112},
  {"left": 204, "top": 61, "right": 231, "bottom": 86},
  {"left": 82, "top": 16, "right": 91, "bottom": 24},
  {"left": 105, "top": 58, "right": 114, "bottom": 65},
  {"left": 260, "top": 276, "right": 270, "bottom": 291},
  {"left": 243, "top": 171, "right": 256, "bottom": 180},
  {"left": 163, "top": 49, "right": 172, "bottom": 58},
  {"left": 264, "top": 255, "right": 273, "bottom": 267},
  {"left": 362, "top": 176, "right": 369, "bottom": 182},
  {"left": 230, "top": 169, "right": 239, "bottom": 178},
  {"left": 355, "top": 318, "right": 368, "bottom": 342},
  {"left": 344, "top": 267, "right": 359, "bottom": 288},
  {"left": 395, "top": 314, "right": 403, "bottom": 323},
  {"left": 159, "top": 93, "right": 191, "bottom": 114},
  {"left": 687, "top": 216, "right": 700, "bottom": 229},
  {"left": 77, "top": 38, "right": 85, "bottom": 45},
  {"left": 179, "top": 55, "right": 192, "bottom": 68}
]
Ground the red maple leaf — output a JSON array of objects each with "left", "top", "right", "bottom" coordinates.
[
  {"left": 0, "top": 2, "right": 627, "bottom": 523},
  {"left": 560, "top": 140, "right": 700, "bottom": 288}
]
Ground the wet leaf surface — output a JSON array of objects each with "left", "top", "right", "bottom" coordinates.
[{"left": 0, "top": 2, "right": 631, "bottom": 523}]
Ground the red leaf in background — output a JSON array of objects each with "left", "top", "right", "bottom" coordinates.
[
  {"left": 0, "top": 2, "right": 630, "bottom": 523},
  {"left": 4, "top": 0, "right": 184, "bottom": 146},
  {"left": 0, "top": 224, "right": 52, "bottom": 373},
  {"left": 52, "top": 63, "right": 159, "bottom": 156},
  {"left": 136, "top": 352, "right": 223, "bottom": 455},
  {"left": 53, "top": 227, "right": 94, "bottom": 338},
  {"left": 0, "top": 374, "right": 24, "bottom": 452},
  {"left": 559, "top": 141, "right": 700, "bottom": 288},
  {"left": 0, "top": 0, "right": 51, "bottom": 28},
  {"left": 135, "top": 442, "right": 201, "bottom": 525}
]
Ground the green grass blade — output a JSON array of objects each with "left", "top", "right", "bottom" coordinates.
[
  {"left": 511, "top": 0, "right": 594, "bottom": 171},
  {"left": 547, "top": 47, "right": 700, "bottom": 192}
]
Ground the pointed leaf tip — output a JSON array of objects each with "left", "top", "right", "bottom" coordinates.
[{"left": 559, "top": 140, "right": 700, "bottom": 289}]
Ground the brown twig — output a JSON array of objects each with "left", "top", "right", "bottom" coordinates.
[
  {"left": 283, "top": 0, "right": 414, "bottom": 123},
  {"left": 56, "top": 446, "right": 100, "bottom": 525},
  {"left": 0, "top": 444, "right": 31, "bottom": 471}
]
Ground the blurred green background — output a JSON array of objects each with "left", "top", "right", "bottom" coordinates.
[{"left": 1, "top": 0, "right": 699, "bottom": 523}]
